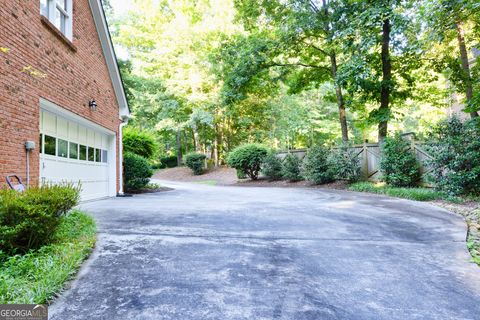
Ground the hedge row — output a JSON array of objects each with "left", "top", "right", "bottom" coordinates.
[{"left": 226, "top": 117, "right": 480, "bottom": 197}]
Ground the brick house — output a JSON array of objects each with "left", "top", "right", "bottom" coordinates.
[{"left": 0, "top": 0, "right": 130, "bottom": 200}]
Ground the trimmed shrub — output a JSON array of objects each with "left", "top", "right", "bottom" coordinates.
[
  {"left": 425, "top": 117, "right": 480, "bottom": 196},
  {"left": 123, "top": 128, "right": 158, "bottom": 159},
  {"left": 185, "top": 153, "right": 207, "bottom": 175},
  {"left": 380, "top": 134, "right": 420, "bottom": 187},
  {"left": 0, "top": 184, "right": 80, "bottom": 254},
  {"left": 226, "top": 144, "right": 268, "bottom": 180},
  {"left": 303, "top": 145, "right": 334, "bottom": 184},
  {"left": 160, "top": 155, "right": 178, "bottom": 168},
  {"left": 123, "top": 152, "right": 153, "bottom": 191},
  {"left": 262, "top": 152, "right": 283, "bottom": 180},
  {"left": 328, "top": 145, "right": 361, "bottom": 182},
  {"left": 282, "top": 153, "right": 303, "bottom": 182},
  {"left": 236, "top": 169, "right": 247, "bottom": 179}
]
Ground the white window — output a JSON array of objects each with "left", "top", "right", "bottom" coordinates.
[{"left": 40, "top": 0, "right": 73, "bottom": 40}]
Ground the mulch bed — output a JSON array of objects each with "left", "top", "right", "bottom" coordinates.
[
  {"left": 126, "top": 186, "right": 174, "bottom": 194},
  {"left": 235, "top": 178, "right": 349, "bottom": 189}
]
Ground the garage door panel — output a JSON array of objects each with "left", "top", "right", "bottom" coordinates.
[{"left": 40, "top": 109, "right": 113, "bottom": 201}]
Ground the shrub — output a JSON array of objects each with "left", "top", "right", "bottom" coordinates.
[
  {"left": 236, "top": 169, "right": 247, "bottom": 179},
  {"left": 226, "top": 144, "right": 268, "bottom": 180},
  {"left": 123, "top": 128, "right": 158, "bottom": 159},
  {"left": 380, "top": 134, "right": 420, "bottom": 187},
  {"left": 185, "top": 153, "right": 207, "bottom": 175},
  {"left": 160, "top": 155, "right": 178, "bottom": 168},
  {"left": 282, "top": 153, "right": 303, "bottom": 182},
  {"left": 0, "top": 184, "right": 80, "bottom": 254},
  {"left": 0, "top": 210, "right": 96, "bottom": 304},
  {"left": 425, "top": 117, "right": 480, "bottom": 196},
  {"left": 262, "top": 152, "right": 283, "bottom": 181},
  {"left": 328, "top": 145, "right": 361, "bottom": 182},
  {"left": 123, "top": 152, "right": 153, "bottom": 191},
  {"left": 303, "top": 145, "right": 333, "bottom": 184}
]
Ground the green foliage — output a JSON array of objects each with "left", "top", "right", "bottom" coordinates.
[
  {"left": 123, "top": 152, "right": 153, "bottom": 191},
  {"left": 0, "top": 184, "right": 80, "bottom": 254},
  {"left": 0, "top": 210, "right": 96, "bottom": 304},
  {"left": 123, "top": 127, "right": 158, "bottom": 159},
  {"left": 425, "top": 117, "right": 480, "bottom": 196},
  {"left": 160, "top": 155, "right": 178, "bottom": 168},
  {"left": 328, "top": 146, "right": 362, "bottom": 182},
  {"left": 236, "top": 169, "right": 247, "bottom": 179},
  {"left": 349, "top": 182, "right": 445, "bottom": 202},
  {"left": 380, "top": 134, "right": 420, "bottom": 187},
  {"left": 303, "top": 145, "right": 334, "bottom": 184},
  {"left": 226, "top": 144, "right": 268, "bottom": 180},
  {"left": 185, "top": 153, "right": 207, "bottom": 175},
  {"left": 262, "top": 152, "right": 283, "bottom": 181},
  {"left": 281, "top": 154, "right": 303, "bottom": 182}
]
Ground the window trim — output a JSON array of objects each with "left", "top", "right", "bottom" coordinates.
[{"left": 40, "top": 0, "right": 73, "bottom": 41}]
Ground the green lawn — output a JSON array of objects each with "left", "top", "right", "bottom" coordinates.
[
  {"left": 193, "top": 180, "right": 218, "bottom": 186},
  {"left": 0, "top": 210, "right": 96, "bottom": 304},
  {"left": 348, "top": 182, "right": 448, "bottom": 202}
]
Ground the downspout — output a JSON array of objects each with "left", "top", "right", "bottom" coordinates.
[{"left": 117, "top": 115, "right": 130, "bottom": 196}]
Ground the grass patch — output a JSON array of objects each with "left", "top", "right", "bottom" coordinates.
[
  {"left": 467, "top": 209, "right": 480, "bottom": 266},
  {"left": 0, "top": 210, "right": 96, "bottom": 304},
  {"left": 193, "top": 180, "right": 218, "bottom": 186},
  {"left": 467, "top": 240, "right": 480, "bottom": 265},
  {"left": 348, "top": 182, "right": 447, "bottom": 201}
]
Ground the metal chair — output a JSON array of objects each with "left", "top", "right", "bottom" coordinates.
[{"left": 6, "top": 175, "right": 26, "bottom": 192}]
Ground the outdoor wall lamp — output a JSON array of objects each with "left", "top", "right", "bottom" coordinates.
[{"left": 89, "top": 99, "right": 97, "bottom": 111}]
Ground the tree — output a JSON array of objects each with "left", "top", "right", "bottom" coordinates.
[
  {"left": 215, "top": 0, "right": 351, "bottom": 142},
  {"left": 336, "top": 0, "right": 422, "bottom": 142},
  {"left": 422, "top": 0, "right": 480, "bottom": 117}
]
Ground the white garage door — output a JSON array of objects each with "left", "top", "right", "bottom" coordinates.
[{"left": 39, "top": 103, "right": 115, "bottom": 201}]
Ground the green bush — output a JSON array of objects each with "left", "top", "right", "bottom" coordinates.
[
  {"left": 185, "top": 153, "right": 207, "bottom": 175},
  {"left": 328, "top": 145, "right": 361, "bottom": 182},
  {"left": 123, "top": 152, "right": 153, "bottom": 191},
  {"left": 236, "top": 169, "right": 247, "bottom": 179},
  {"left": 425, "top": 117, "right": 480, "bottom": 196},
  {"left": 0, "top": 210, "right": 96, "bottom": 304},
  {"left": 123, "top": 128, "right": 158, "bottom": 159},
  {"left": 303, "top": 145, "right": 333, "bottom": 184},
  {"left": 226, "top": 144, "right": 268, "bottom": 180},
  {"left": 0, "top": 184, "right": 80, "bottom": 254},
  {"left": 282, "top": 153, "right": 303, "bottom": 182},
  {"left": 262, "top": 152, "right": 283, "bottom": 181},
  {"left": 380, "top": 134, "right": 420, "bottom": 187},
  {"left": 160, "top": 155, "right": 178, "bottom": 168}
]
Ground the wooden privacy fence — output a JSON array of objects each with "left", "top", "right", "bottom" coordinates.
[{"left": 277, "top": 140, "right": 434, "bottom": 184}]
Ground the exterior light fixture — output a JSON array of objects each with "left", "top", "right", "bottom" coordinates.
[{"left": 89, "top": 99, "right": 97, "bottom": 111}]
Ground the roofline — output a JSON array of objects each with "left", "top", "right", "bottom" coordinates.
[{"left": 88, "top": 0, "right": 130, "bottom": 119}]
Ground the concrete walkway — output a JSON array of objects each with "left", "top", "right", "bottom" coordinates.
[{"left": 50, "top": 181, "right": 480, "bottom": 320}]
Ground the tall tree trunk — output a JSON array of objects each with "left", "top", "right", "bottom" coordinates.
[
  {"left": 322, "top": 0, "right": 349, "bottom": 142},
  {"left": 330, "top": 53, "right": 349, "bottom": 142},
  {"left": 176, "top": 129, "right": 182, "bottom": 166},
  {"left": 213, "top": 124, "right": 219, "bottom": 167},
  {"left": 455, "top": 20, "right": 478, "bottom": 118},
  {"left": 379, "top": 18, "right": 392, "bottom": 143}
]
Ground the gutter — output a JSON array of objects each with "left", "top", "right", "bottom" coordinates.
[{"left": 118, "top": 115, "right": 130, "bottom": 196}]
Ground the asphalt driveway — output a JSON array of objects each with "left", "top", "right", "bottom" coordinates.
[{"left": 50, "top": 181, "right": 480, "bottom": 320}]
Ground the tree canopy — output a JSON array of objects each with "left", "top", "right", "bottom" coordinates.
[{"left": 106, "top": 0, "right": 479, "bottom": 163}]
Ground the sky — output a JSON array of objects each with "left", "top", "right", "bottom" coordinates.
[
  {"left": 109, "top": 0, "right": 135, "bottom": 16},
  {"left": 107, "top": 0, "right": 136, "bottom": 60}
]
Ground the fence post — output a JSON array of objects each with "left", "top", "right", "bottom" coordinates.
[{"left": 362, "top": 141, "right": 369, "bottom": 180}]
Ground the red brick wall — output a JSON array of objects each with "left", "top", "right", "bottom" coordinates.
[{"left": 0, "top": 0, "right": 121, "bottom": 190}]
